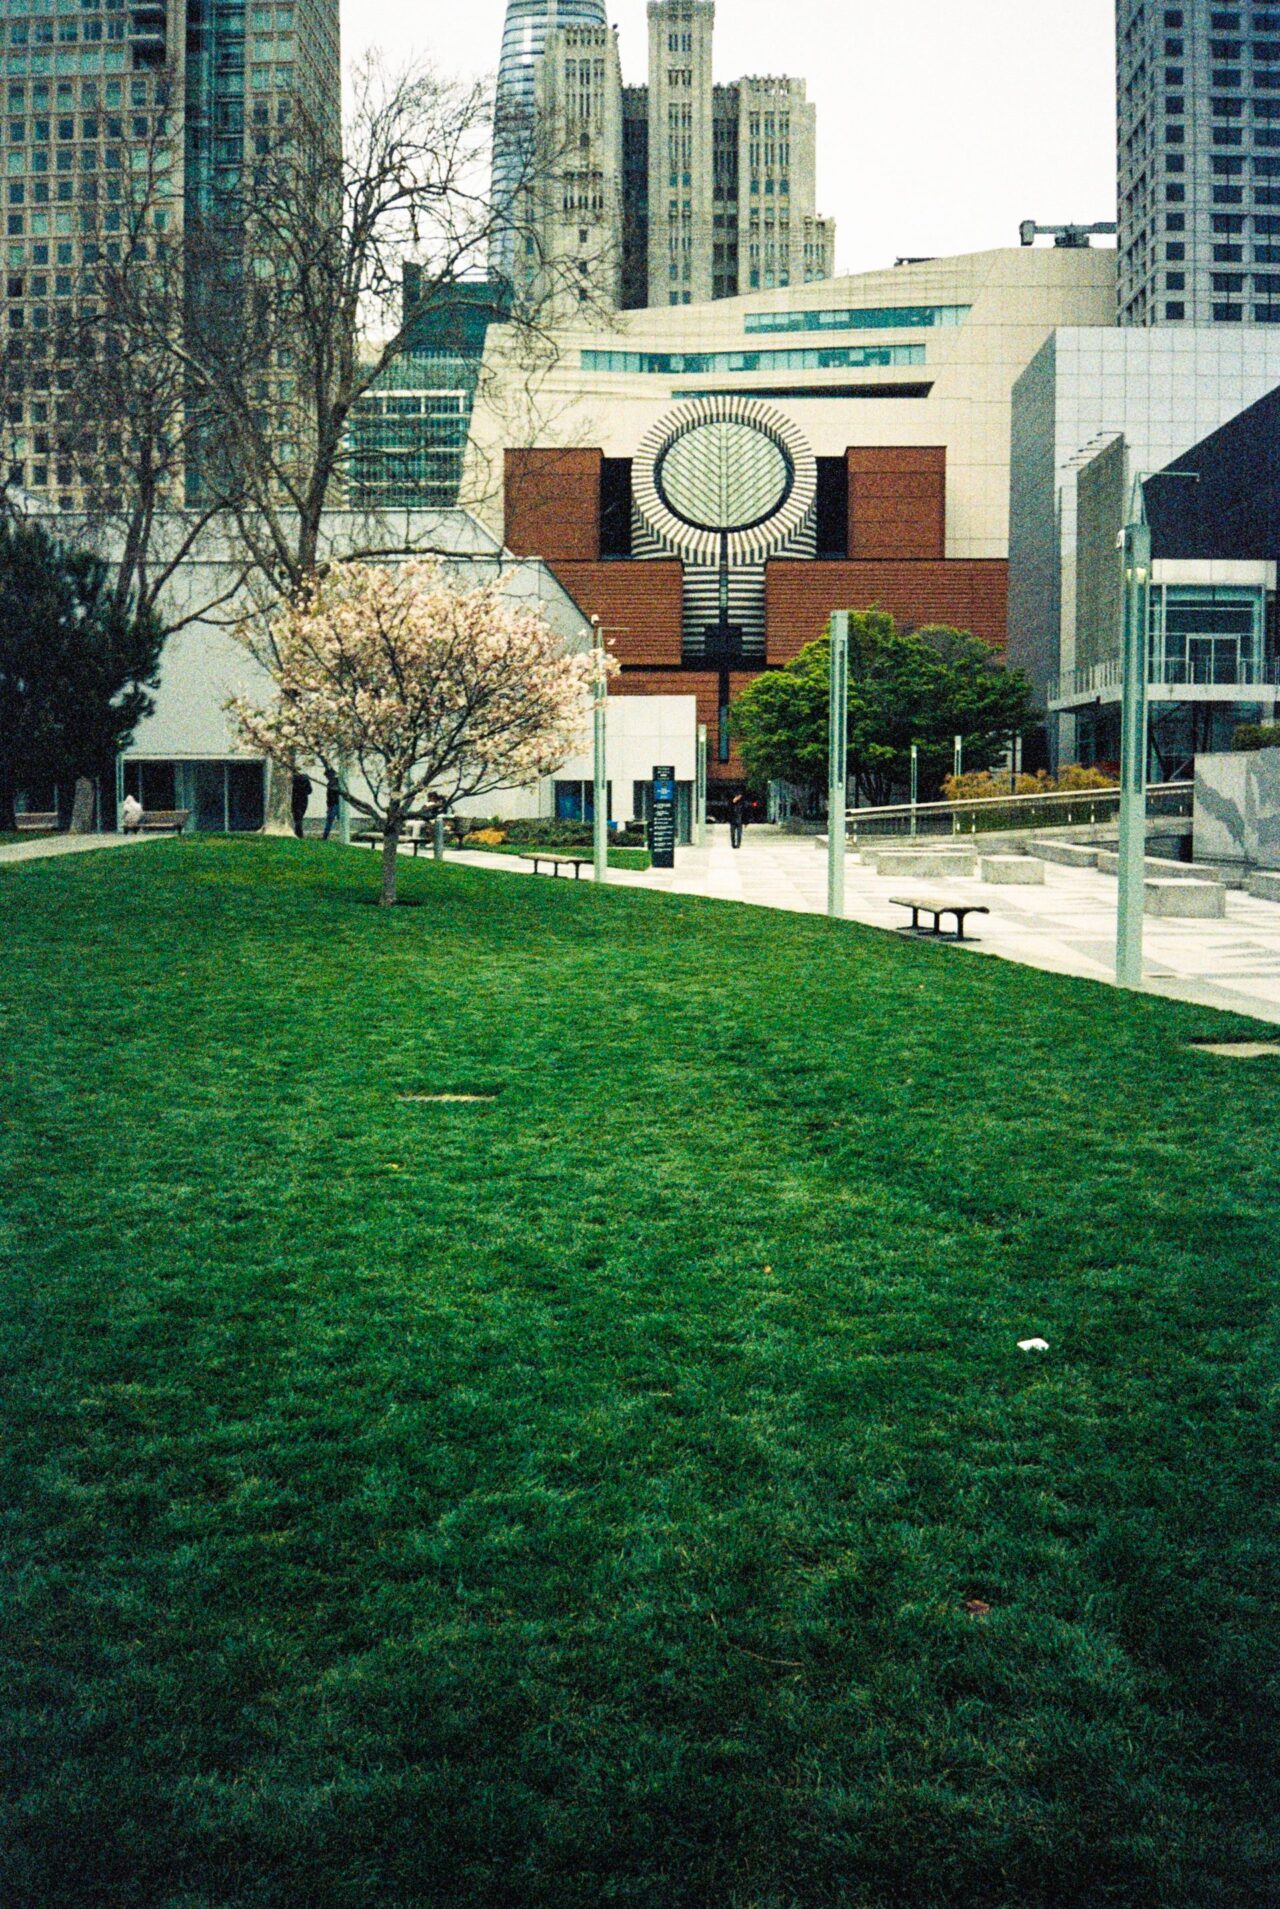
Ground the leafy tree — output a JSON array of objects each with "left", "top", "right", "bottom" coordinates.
[
  {"left": 228, "top": 558, "right": 604, "bottom": 905},
  {"left": 0, "top": 517, "right": 164, "bottom": 830},
  {"left": 730, "top": 610, "right": 1037, "bottom": 808}
]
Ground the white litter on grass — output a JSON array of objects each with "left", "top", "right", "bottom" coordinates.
[{"left": 1017, "top": 1338, "right": 1050, "bottom": 1353}]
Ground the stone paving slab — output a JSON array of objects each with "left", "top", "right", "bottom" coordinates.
[
  {"left": 0, "top": 832, "right": 161, "bottom": 865},
  {"left": 444, "top": 829, "right": 1280, "bottom": 1024}
]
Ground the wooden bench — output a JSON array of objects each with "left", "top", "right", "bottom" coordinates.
[
  {"left": 123, "top": 809, "right": 190, "bottom": 835},
  {"left": 15, "top": 811, "right": 59, "bottom": 832},
  {"left": 523, "top": 851, "right": 591, "bottom": 879},
  {"left": 890, "top": 893, "right": 990, "bottom": 940}
]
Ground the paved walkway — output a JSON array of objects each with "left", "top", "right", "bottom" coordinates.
[
  {"left": 444, "top": 828, "right": 1280, "bottom": 1025},
  {"left": 0, "top": 831, "right": 161, "bottom": 866}
]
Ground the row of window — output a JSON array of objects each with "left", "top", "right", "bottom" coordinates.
[
  {"left": 1165, "top": 298, "right": 1280, "bottom": 316},
  {"left": 581, "top": 343, "right": 926, "bottom": 374},
  {"left": 745, "top": 302, "right": 969, "bottom": 335}
]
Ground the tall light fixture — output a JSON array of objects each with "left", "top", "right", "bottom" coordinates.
[
  {"left": 1116, "top": 480, "right": 1152, "bottom": 988},
  {"left": 591, "top": 615, "right": 608, "bottom": 884},
  {"left": 828, "top": 611, "right": 849, "bottom": 919}
]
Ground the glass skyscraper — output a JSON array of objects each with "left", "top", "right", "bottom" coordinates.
[{"left": 0, "top": 0, "right": 339, "bottom": 508}]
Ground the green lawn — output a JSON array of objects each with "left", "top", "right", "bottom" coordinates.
[{"left": 2, "top": 838, "right": 1277, "bottom": 1908}]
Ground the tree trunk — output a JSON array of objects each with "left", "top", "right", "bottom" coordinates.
[
  {"left": 380, "top": 824, "right": 400, "bottom": 906},
  {"left": 262, "top": 758, "right": 295, "bottom": 835}
]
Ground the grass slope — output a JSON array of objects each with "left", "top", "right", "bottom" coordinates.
[{"left": 1, "top": 838, "right": 1278, "bottom": 1909}]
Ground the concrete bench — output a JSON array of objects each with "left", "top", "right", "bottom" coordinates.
[
  {"left": 870, "top": 849, "right": 978, "bottom": 880},
  {"left": 15, "top": 811, "right": 59, "bottom": 833},
  {"left": 1096, "top": 849, "right": 1221, "bottom": 883},
  {"left": 1037, "top": 842, "right": 1099, "bottom": 869},
  {"left": 1247, "top": 870, "right": 1280, "bottom": 903},
  {"left": 980, "top": 855, "right": 1045, "bottom": 885},
  {"left": 889, "top": 893, "right": 990, "bottom": 939},
  {"left": 1143, "top": 878, "right": 1225, "bottom": 919}
]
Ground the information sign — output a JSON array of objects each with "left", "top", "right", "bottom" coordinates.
[{"left": 650, "top": 764, "right": 676, "bottom": 869}]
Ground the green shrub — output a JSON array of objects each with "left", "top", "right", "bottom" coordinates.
[
  {"left": 1231, "top": 721, "right": 1280, "bottom": 753},
  {"left": 464, "top": 817, "right": 648, "bottom": 848}
]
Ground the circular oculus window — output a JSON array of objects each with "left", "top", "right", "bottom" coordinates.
[{"left": 655, "top": 418, "right": 793, "bottom": 533}]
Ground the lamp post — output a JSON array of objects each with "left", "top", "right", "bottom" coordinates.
[
  {"left": 828, "top": 610, "right": 849, "bottom": 919},
  {"left": 953, "top": 733, "right": 963, "bottom": 780},
  {"left": 1116, "top": 485, "right": 1152, "bottom": 989},
  {"left": 909, "top": 743, "right": 919, "bottom": 835},
  {"left": 695, "top": 722, "right": 708, "bottom": 846},
  {"left": 591, "top": 614, "right": 607, "bottom": 884}
]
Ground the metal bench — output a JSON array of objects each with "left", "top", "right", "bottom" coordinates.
[
  {"left": 15, "top": 811, "right": 59, "bottom": 832},
  {"left": 523, "top": 851, "right": 591, "bottom": 879},
  {"left": 890, "top": 893, "right": 990, "bottom": 940}
]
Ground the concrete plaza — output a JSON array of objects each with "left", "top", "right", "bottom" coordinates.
[{"left": 450, "top": 827, "right": 1280, "bottom": 1025}]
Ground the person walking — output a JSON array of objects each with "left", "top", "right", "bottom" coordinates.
[
  {"left": 290, "top": 771, "right": 311, "bottom": 839},
  {"left": 729, "top": 791, "right": 746, "bottom": 850},
  {"left": 321, "top": 768, "right": 341, "bottom": 841}
]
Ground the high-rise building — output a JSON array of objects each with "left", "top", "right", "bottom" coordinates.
[
  {"left": 638, "top": 5, "right": 832, "bottom": 309},
  {"left": 494, "top": 0, "right": 835, "bottom": 315},
  {"left": 348, "top": 274, "right": 511, "bottom": 511},
  {"left": 490, "top": 0, "right": 611, "bottom": 288},
  {"left": 1117, "top": 0, "right": 1280, "bottom": 325},
  {"left": 0, "top": 0, "right": 340, "bottom": 510}
]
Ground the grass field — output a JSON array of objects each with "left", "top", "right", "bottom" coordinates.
[{"left": 2, "top": 838, "right": 1278, "bottom": 1908}]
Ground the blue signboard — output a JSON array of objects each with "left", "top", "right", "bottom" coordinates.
[{"left": 650, "top": 764, "right": 676, "bottom": 868}]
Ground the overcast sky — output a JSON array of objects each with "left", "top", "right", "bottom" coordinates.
[{"left": 349, "top": 0, "right": 1117, "bottom": 276}]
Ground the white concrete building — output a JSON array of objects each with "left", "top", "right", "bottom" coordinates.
[
  {"left": 113, "top": 509, "right": 663, "bottom": 831},
  {"left": 1008, "top": 326, "right": 1280, "bottom": 766}
]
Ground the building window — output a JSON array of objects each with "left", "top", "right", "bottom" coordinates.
[{"left": 1166, "top": 299, "right": 1186, "bottom": 317}]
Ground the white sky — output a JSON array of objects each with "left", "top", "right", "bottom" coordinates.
[{"left": 348, "top": 0, "right": 1118, "bottom": 276}]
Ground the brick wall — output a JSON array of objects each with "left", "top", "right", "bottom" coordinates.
[
  {"left": 547, "top": 560, "right": 684, "bottom": 666},
  {"left": 846, "top": 446, "right": 946, "bottom": 560},
  {"left": 504, "top": 448, "right": 602, "bottom": 561},
  {"left": 765, "top": 559, "right": 1009, "bottom": 663}
]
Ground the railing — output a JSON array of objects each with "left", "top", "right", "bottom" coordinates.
[
  {"left": 844, "top": 780, "right": 1193, "bottom": 843},
  {"left": 1049, "top": 656, "right": 1278, "bottom": 703}
]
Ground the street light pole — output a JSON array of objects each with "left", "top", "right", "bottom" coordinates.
[
  {"left": 1116, "top": 486, "right": 1152, "bottom": 989},
  {"left": 910, "top": 743, "right": 919, "bottom": 835},
  {"left": 695, "top": 722, "right": 708, "bottom": 846},
  {"left": 828, "top": 610, "right": 849, "bottom": 919},
  {"left": 591, "top": 614, "right": 607, "bottom": 884}
]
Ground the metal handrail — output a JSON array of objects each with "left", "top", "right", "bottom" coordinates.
[{"left": 844, "top": 780, "right": 1193, "bottom": 842}]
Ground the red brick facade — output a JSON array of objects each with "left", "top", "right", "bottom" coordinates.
[
  {"left": 502, "top": 442, "right": 1009, "bottom": 786},
  {"left": 765, "top": 559, "right": 1009, "bottom": 664},
  {"left": 504, "top": 448, "right": 602, "bottom": 562},
  {"left": 546, "top": 560, "right": 684, "bottom": 666},
  {"left": 846, "top": 446, "right": 946, "bottom": 560}
]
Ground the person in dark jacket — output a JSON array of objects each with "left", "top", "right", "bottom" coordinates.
[
  {"left": 290, "top": 771, "right": 311, "bottom": 839},
  {"left": 729, "top": 791, "right": 747, "bottom": 849},
  {"left": 321, "top": 768, "right": 341, "bottom": 840}
]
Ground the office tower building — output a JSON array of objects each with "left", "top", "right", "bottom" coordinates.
[
  {"left": 640, "top": 5, "right": 832, "bottom": 309},
  {"left": 495, "top": 0, "right": 835, "bottom": 314},
  {"left": 348, "top": 272, "right": 511, "bottom": 510},
  {"left": 490, "top": 0, "right": 611, "bottom": 289},
  {"left": 0, "top": 0, "right": 340, "bottom": 510},
  {"left": 1118, "top": 0, "right": 1280, "bottom": 324}
]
